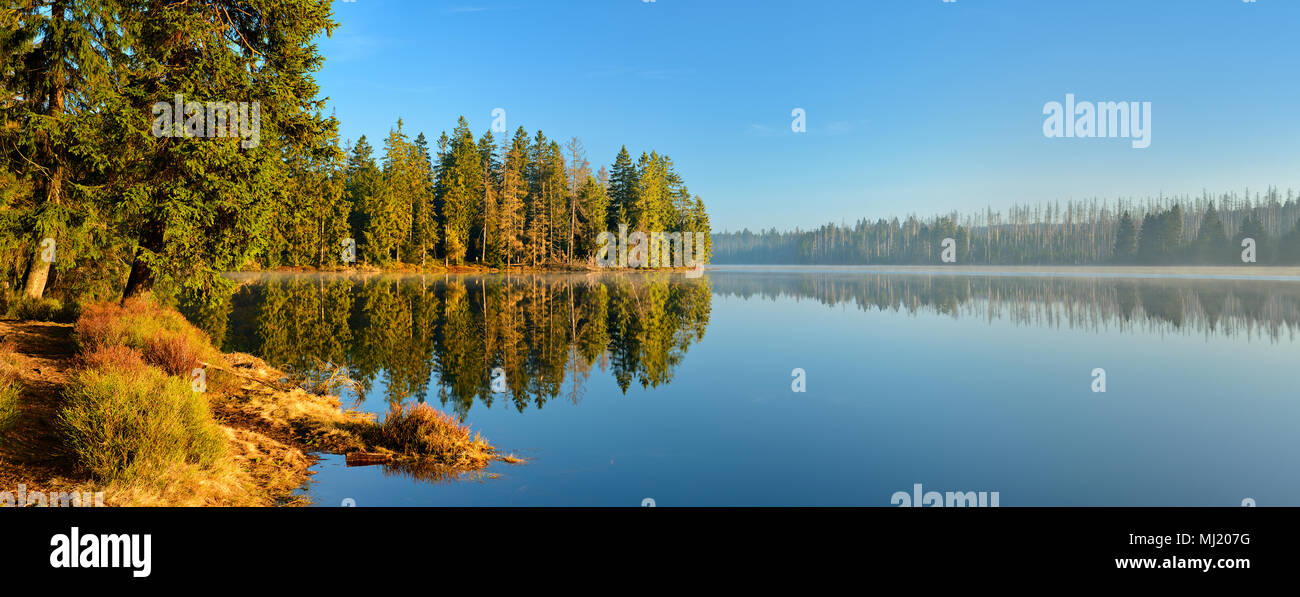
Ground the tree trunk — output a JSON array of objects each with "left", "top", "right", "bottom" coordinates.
[
  {"left": 123, "top": 221, "right": 164, "bottom": 301},
  {"left": 21, "top": 24, "right": 68, "bottom": 301},
  {"left": 122, "top": 256, "right": 155, "bottom": 300},
  {"left": 23, "top": 250, "right": 52, "bottom": 299}
]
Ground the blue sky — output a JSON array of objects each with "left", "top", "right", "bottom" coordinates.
[{"left": 317, "top": 0, "right": 1300, "bottom": 232}]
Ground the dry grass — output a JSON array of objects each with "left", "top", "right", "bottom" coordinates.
[
  {"left": 211, "top": 352, "right": 370, "bottom": 454},
  {"left": 142, "top": 333, "right": 202, "bottom": 377},
  {"left": 0, "top": 340, "right": 21, "bottom": 435},
  {"left": 2, "top": 297, "right": 512, "bottom": 506},
  {"left": 77, "top": 344, "right": 147, "bottom": 373},
  {"left": 73, "top": 298, "right": 221, "bottom": 366},
  {"left": 366, "top": 403, "right": 497, "bottom": 468}
]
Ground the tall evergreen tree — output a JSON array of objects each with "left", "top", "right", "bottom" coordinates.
[
  {"left": 1193, "top": 201, "right": 1228, "bottom": 263},
  {"left": 113, "top": 0, "right": 338, "bottom": 299},
  {"left": 498, "top": 128, "right": 529, "bottom": 266},
  {"left": 477, "top": 129, "right": 499, "bottom": 263},
  {"left": 436, "top": 116, "right": 482, "bottom": 264},
  {"left": 345, "top": 135, "right": 380, "bottom": 261},
  {"left": 408, "top": 131, "right": 438, "bottom": 265},
  {"left": 363, "top": 120, "right": 417, "bottom": 264},
  {"left": 2, "top": 0, "right": 123, "bottom": 298},
  {"left": 607, "top": 146, "right": 637, "bottom": 231}
]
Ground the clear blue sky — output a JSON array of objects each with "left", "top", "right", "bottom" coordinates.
[{"left": 317, "top": 0, "right": 1300, "bottom": 232}]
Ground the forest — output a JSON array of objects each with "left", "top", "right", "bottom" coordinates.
[
  {"left": 0, "top": 1, "right": 712, "bottom": 317},
  {"left": 713, "top": 190, "right": 1300, "bottom": 266}
]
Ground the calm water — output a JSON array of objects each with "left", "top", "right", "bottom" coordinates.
[{"left": 198, "top": 268, "right": 1300, "bottom": 506}]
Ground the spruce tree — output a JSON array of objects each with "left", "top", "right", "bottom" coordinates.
[
  {"left": 113, "top": 0, "right": 338, "bottom": 299},
  {"left": 2, "top": 0, "right": 122, "bottom": 298},
  {"left": 608, "top": 146, "right": 637, "bottom": 231},
  {"left": 1114, "top": 211, "right": 1137, "bottom": 262}
]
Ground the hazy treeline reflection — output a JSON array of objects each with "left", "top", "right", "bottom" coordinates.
[
  {"left": 197, "top": 274, "right": 711, "bottom": 416},
  {"left": 710, "top": 272, "right": 1300, "bottom": 341}
]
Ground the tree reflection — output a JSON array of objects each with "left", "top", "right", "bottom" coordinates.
[
  {"left": 219, "top": 273, "right": 712, "bottom": 417},
  {"left": 710, "top": 272, "right": 1300, "bottom": 341}
]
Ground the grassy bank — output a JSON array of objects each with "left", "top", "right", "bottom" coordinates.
[{"left": 0, "top": 297, "right": 511, "bottom": 506}]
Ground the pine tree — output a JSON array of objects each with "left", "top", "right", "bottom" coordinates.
[
  {"left": 608, "top": 146, "right": 637, "bottom": 231},
  {"left": 525, "top": 130, "right": 552, "bottom": 265},
  {"left": 498, "top": 128, "right": 529, "bottom": 266},
  {"left": 436, "top": 116, "right": 482, "bottom": 264},
  {"left": 408, "top": 131, "right": 437, "bottom": 265},
  {"left": 1193, "top": 201, "right": 1228, "bottom": 263},
  {"left": 477, "top": 130, "right": 499, "bottom": 264},
  {"left": 565, "top": 137, "right": 590, "bottom": 263},
  {"left": 346, "top": 135, "right": 380, "bottom": 262},
  {"left": 544, "top": 140, "right": 568, "bottom": 259},
  {"left": 1113, "top": 211, "right": 1136, "bottom": 263},
  {"left": 634, "top": 151, "right": 670, "bottom": 233},
  {"left": 113, "top": 0, "right": 338, "bottom": 299},
  {"left": 2, "top": 0, "right": 121, "bottom": 298},
  {"left": 362, "top": 120, "right": 418, "bottom": 264},
  {"left": 576, "top": 175, "right": 608, "bottom": 260}
]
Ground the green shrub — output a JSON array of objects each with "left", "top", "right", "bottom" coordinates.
[
  {"left": 56, "top": 366, "right": 226, "bottom": 482},
  {"left": 10, "top": 296, "right": 62, "bottom": 321}
]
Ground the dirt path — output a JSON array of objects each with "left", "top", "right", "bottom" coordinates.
[{"left": 0, "top": 319, "right": 84, "bottom": 495}]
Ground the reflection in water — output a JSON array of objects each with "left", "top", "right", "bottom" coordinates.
[
  {"left": 189, "top": 271, "right": 1300, "bottom": 420},
  {"left": 207, "top": 273, "right": 713, "bottom": 417},
  {"left": 177, "top": 270, "right": 1300, "bottom": 503},
  {"left": 709, "top": 272, "right": 1300, "bottom": 342}
]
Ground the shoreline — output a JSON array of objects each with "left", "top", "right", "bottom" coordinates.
[
  {"left": 237, "top": 263, "right": 1300, "bottom": 282},
  {"left": 705, "top": 264, "right": 1300, "bottom": 280},
  {"left": 226, "top": 263, "right": 703, "bottom": 281},
  {"left": 0, "top": 302, "right": 512, "bottom": 507},
  {"left": 249, "top": 263, "right": 699, "bottom": 274}
]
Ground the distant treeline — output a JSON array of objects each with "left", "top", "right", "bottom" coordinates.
[
  {"left": 713, "top": 190, "right": 1300, "bottom": 265},
  {"left": 0, "top": 3, "right": 711, "bottom": 309}
]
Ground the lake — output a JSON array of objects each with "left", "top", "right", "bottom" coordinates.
[{"left": 200, "top": 267, "right": 1300, "bottom": 506}]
